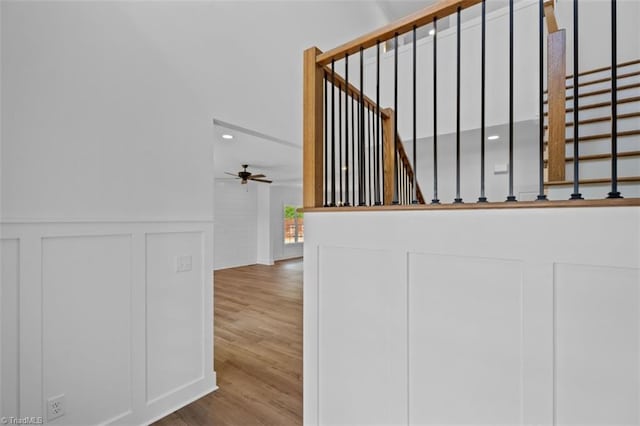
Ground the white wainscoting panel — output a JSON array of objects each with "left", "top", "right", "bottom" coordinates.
[
  {"left": 1, "top": 239, "right": 20, "bottom": 418},
  {"left": 146, "top": 232, "right": 205, "bottom": 404},
  {"left": 42, "top": 234, "right": 133, "bottom": 425},
  {"left": 304, "top": 207, "right": 640, "bottom": 426},
  {"left": 408, "top": 253, "right": 524, "bottom": 425},
  {"left": 318, "top": 246, "right": 407, "bottom": 426},
  {"left": 554, "top": 263, "right": 640, "bottom": 426},
  {"left": 0, "top": 221, "right": 216, "bottom": 425}
]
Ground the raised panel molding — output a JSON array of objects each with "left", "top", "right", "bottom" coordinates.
[
  {"left": 0, "top": 221, "right": 215, "bottom": 425},
  {"left": 318, "top": 246, "right": 407, "bottom": 426},
  {"left": 145, "top": 232, "right": 205, "bottom": 404},
  {"left": 554, "top": 263, "right": 640, "bottom": 426},
  {"left": 1, "top": 239, "right": 20, "bottom": 418},
  {"left": 42, "top": 234, "right": 133, "bottom": 425},
  {"left": 408, "top": 253, "right": 524, "bottom": 425}
]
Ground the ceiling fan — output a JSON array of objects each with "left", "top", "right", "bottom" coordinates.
[{"left": 225, "top": 164, "right": 272, "bottom": 184}]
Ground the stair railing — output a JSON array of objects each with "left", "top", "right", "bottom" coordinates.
[{"left": 304, "top": 0, "right": 639, "bottom": 209}]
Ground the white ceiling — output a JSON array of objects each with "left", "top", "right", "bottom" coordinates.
[
  {"left": 213, "top": 120, "right": 302, "bottom": 186},
  {"left": 375, "top": 1, "right": 436, "bottom": 23}
]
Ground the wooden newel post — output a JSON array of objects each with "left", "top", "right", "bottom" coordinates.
[
  {"left": 303, "top": 47, "right": 324, "bottom": 208},
  {"left": 545, "top": 1, "right": 566, "bottom": 182},
  {"left": 381, "top": 108, "right": 396, "bottom": 205}
]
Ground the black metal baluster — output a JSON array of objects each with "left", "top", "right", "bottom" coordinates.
[
  {"left": 406, "top": 167, "right": 410, "bottom": 203},
  {"left": 344, "top": 54, "right": 351, "bottom": 206},
  {"left": 401, "top": 164, "right": 404, "bottom": 204},
  {"left": 398, "top": 158, "right": 402, "bottom": 204},
  {"left": 412, "top": 25, "right": 418, "bottom": 204},
  {"left": 400, "top": 156, "right": 403, "bottom": 204},
  {"left": 400, "top": 161, "right": 404, "bottom": 204},
  {"left": 330, "top": 60, "right": 336, "bottom": 206},
  {"left": 506, "top": 0, "right": 517, "bottom": 202},
  {"left": 352, "top": 95, "right": 356, "bottom": 205},
  {"left": 369, "top": 107, "right": 373, "bottom": 205},
  {"left": 396, "top": 154, "right": 400, "bottom": 203},
  {"left": 479, "top": 0, "right": 488, "bottom": 203},
  {"left": 338, "top": 80, "right": 343, "bottom": 205},
  {"left": 324, "top": 72, "right": 329, "bottom": 207},
  {"left": 432, "top": 17, "right": 440, "bottom": 204},
  {"left": 454, "top": 7, "right": 463, "bottom": 204},
  {"left": 570, "top": 0, "right": 583, "bottom": 199},
  {"left": 608, "top": 0, "right": 622, "bottom": 198},
  {"left": 537, "top": 0, "right": 548, "bottom": 201},
  {"left": 375, "top": 41, "right": 382, "bottom": 205},
  {"left": 405, "top": 164, "right": 408, "bottom": 204},
  {"left": 359, "top": 47, "right": 366, "bottom": 206},
  {"left": 393, "top": 33, "right": 400, "bottom": 204}
]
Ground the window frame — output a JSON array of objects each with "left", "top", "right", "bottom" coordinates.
[{"left": 283, "top": 204, "right": 304, "bottom": 245}]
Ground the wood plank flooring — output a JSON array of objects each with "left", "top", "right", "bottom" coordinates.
[{"left": 153, "top": 259, "right": 303, "bottom": 426}]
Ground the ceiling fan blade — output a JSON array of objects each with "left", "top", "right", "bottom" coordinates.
[
  {"left": 249, "top": 178, "right": 272, "bottom": 184},
  {"left": 250, "top": 174, "right": 266, "bottom": 179},
  {"left": 224, "top": 172, "right": 239, "bottom": 177}
]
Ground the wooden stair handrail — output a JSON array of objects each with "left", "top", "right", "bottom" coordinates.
[
  {"left": 323, "top": 66, "right": 391, "bottom": 120},
  {"left": 316, "top": 0, "right": 484, "bottom": 66}
]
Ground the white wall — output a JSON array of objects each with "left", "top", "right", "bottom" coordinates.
[
  {"left": 271, "top": 185, "right": 304, "bottom": 261},
  {"left": 403, "top": 120, "right": 540, "bottom": 203},
  {"left": 304, "top": 207, "right": 640, "bottom": 425},
  {"left": 214, "top": 182, "right": 303, "bottom": 268},
  {"left": 556, "top": 0, "right": 640, "bottom": 74},
  {"left": 256, "top": 184, "right": 273, "bottom": 266},
  {"left": 214, "top": 180, "right": 258, "bottom": 270},
  {"left": 1, "top": 1, "right": 217, "bottom": 423},
  {"left": 1, "top": 1, "right": 385, "bottom": 422}
]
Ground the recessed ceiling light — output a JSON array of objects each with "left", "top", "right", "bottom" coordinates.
[
  {"left": 222, "top": 134, "right": 233, "bottom": 140},
  {"left": 488, "top": 135, "right": 500, "bottom": 140},
  {"left": 429, "top": 29, "right": 436, "bottom": 36}
]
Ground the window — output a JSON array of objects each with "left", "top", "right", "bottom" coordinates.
[{"left": 284, "top": 205, "right": 304, "bottom": 244}]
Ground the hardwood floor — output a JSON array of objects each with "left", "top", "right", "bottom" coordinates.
[{"left": 153, "top": 258, "right": 303, "bottom": 426}]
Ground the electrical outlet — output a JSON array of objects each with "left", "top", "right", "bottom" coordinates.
[
  {"left": 176, "top": 255, "right": 192, "bottom": 273},
  {"left": 47, "top": 394, "right": 65, "bottom": 421}
]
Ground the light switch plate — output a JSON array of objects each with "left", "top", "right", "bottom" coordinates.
[
  {"left": 176, "top": 255, "right": 192, "bottom": 272},
  {"left": 494, "top": 163, "right": 508, "bottom": 174}
]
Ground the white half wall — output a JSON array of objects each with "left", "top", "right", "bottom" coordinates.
[{"left": 304, "top": 207, "right": 640, "bottom": 425}]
